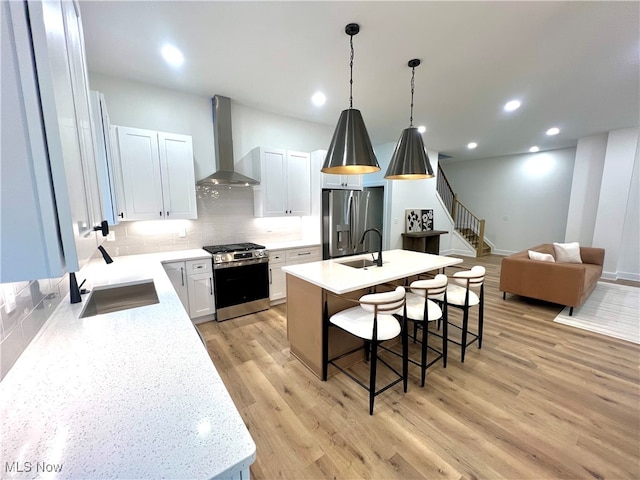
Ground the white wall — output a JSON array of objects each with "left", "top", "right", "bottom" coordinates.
[
  {"left": 618, "top": 144, "right": 639, "bottom": 281},
  {"left": 367, "top": 143, "right": 457, "bottom": 254},
  {"left": 592, "top": 128, "right": 639, "bottom": 279},
  {"left": 441, "top": 148, "right": 576, "bottom": 255},
  {"left": 88, "top": 73, "right": 333, "bottom": 181}
]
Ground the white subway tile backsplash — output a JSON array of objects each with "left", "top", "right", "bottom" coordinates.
[{"left": 106, "top": 185, "right": 311, "bottom": 256}]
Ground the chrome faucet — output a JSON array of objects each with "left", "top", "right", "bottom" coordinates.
[{"left": 360, "top": 228, "right": 383, "bottom": 267}]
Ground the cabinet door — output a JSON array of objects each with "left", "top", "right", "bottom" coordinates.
[
  {"left": 261, "top": 149, "right": 287, "bottom": 216},
  {"left": 187, "top": 272, "right": 215, "bottom": 318},
  {"left": 321, "top": 173, "right": 345, "bottom": 189},
  {"left": 269, "top": 262, "right": 286, "bottom": 301},
  {"left": 1, "top": 0, "right": 67, "bottom": 282},
  {"left": 117, "top": 126, "right": 164, "bottom": 220},
  {"left": 158, "top": 132, "right": 197, "bottom": 219},
  {"left": 286, "top": 151, "right": 311, "bottom": 216},
  {"left": 344, "top": 174, "right": 363, "bottom": 190},
  {"left": 29, "top": 0, "right": 99, "bottom": 272},
  {"left": 163, "top": 262, "right": 189, "bottom": 312}
]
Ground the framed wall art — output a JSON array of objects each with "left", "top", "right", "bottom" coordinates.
[{"left": 405, "top": 209, "right": 422, "bottom": 233}]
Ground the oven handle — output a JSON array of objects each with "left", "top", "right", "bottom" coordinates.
[{"left": 213, "top": 257, "right": 269, "bottom": 270}]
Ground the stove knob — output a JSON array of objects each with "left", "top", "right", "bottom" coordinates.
[
  {"left": 214, "top": 254, "right": 222, "bottom": 263},
  {"left": 255, "top": 250, "right": 264, "bottom": 258}
]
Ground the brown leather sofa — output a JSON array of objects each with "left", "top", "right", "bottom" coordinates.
[{"left": 499, "top": 243, "right": 605, "bottom": 315}]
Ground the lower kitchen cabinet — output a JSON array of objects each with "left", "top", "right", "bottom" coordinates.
[
  {"left": 269, "top": 245, "right": 321, "bottom": 304},
  {"left": 187, "top": 272, "right": 215, "bottom": 319},
  {"left": 163, "top": 261, "right": 189, "bottom": 311},
  {"left": 163, "top": 258, "right": 215, "bottom": 322}
]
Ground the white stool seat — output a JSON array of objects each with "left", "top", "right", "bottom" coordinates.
[
  {"left": 330, "top": 306, "right": 401, "bottom": 341},
  {"left": 405, "top": 292, "right": 443, "bottom": 322},
  {"left": 446, "top": 284, "right": 480, "bottom": 306}
]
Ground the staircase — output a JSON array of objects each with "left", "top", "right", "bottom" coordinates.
[{"left": 437, "top": 164, "right": 491, "bottom": 257}]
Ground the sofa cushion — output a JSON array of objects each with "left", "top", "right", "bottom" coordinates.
[
  {"left": 528, "top": 250, "right": 555, "bottom": 262},
  {"left": 553, "top": 242, "right": 583, "bottom": 263},
  {"left": 583, "top": 264, "right": 603, "bottom": 290}
]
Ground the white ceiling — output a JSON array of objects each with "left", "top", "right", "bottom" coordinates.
[{"left": 80, "top": 1, "right": 639, "bottom": 161}]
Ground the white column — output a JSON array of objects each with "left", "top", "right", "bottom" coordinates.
[{"left": 592, "top": 128, "right": 639, "bottom": 279}]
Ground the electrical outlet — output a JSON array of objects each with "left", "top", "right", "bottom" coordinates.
[
  {"left": 394, "top": 218, "right": 399, "bottom": 225},
  {"left": 106, "top": 231, "right": 115, "bottom": 242},
  {"left": 503, "top": 216, "right": 509, "bottom": 222},
  {"left": 178, "top": 227, "right": 187, "bottom": 238}
]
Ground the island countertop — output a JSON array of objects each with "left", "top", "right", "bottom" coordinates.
[
  {"left": 282, "top": 249, "right": 463, "bottom": 294},
  {"left": 0, "top": 250, "right": 255, "bottom": 479}
]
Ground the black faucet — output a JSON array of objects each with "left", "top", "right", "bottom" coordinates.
[
  {"left": 69, "top": 246, "right": 115, "bottom": 304},
  {"left": 98, "top": 245, "right": 114, "bottom": 264},
  {"left": 360, "top": 228, "right": 383, "bottom": 267}
]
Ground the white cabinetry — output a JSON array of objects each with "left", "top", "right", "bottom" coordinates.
[
  {"left": 269, "top": 251, "right": 286, "bottom": 303},
  {"left": 270, "top": 245, "right": 321, "bottom": 304},
  {"left": 239, "top": 147, "right": 311, "bottom": 217},
  {"left": 163, "top": 261, "right": 189, "bottom": 312},
  {"left": 1, "top": 0, "right": 104, "bottom": 283},
  {"left": 186, "top": 259, "right": 215, "bottom": 321},
  {"left": 116, "top": 126, "right": 197, "bottom": 221},
  {"left": 163, "top": 258, "right": 215, "bottom": 323},
  {"left": 321, "top": 173, "right": 363, "bottom": 190},
  {"left": 90, "top": 90, "right": 120, "bottom": 226}
]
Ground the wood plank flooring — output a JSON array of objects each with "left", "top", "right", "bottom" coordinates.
[{"left": 197, "top": 255, "right": 640, "bottom": 479}]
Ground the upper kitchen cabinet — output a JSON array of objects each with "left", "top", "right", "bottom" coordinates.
[
  {"left": 1, "top": 0, "right": 104, "bottom": 283},
  {"left": 115, "top": 126, "right": 197, "bottom": 221},
  {"left": 239, "top": 147, "right": 311, "bottom": 217},
  {"left": 90, "top": 90, "right": 120, "bottom": 226},
  {"left": 314, "top": 149, "right": 363, "bottom": 190}
]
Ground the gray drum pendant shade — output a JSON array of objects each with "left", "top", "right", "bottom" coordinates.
[
  {"left": 322, "top": 23, "right": 380, "bottom": 175},
  {"left": 385, "top": 59, "right": 434, "bottom": 180}
]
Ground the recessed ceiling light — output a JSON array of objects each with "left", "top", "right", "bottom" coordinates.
[
  {"left": 467, "top": 142, "right": 478, "bottom": 149},
  {"left": 161, "top": 44, "right": 184, "bottom": 67},
  {"left": 546, "top": 127, "right": 560, "bottom": 136},
  {"left": 417, "top": 125, "right": 426, "bottom": 134},
  {"left": 504, "top": 100, "right": 521, "bottom": 112},
  {"left": 311, "top": 92, "right": 326, "bottom": 106},
  {"left": 529, "top": 146, "right": 539, "bottom": 152}
]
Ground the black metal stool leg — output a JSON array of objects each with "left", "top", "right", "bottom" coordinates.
[
  {"left": 461, "top": 308, "right": 469, "bottom": 363},
  {"left": 369, "top": 338, "right": 378, "bottom": 415}
]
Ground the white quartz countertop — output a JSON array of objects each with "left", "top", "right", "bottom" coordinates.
[
  {"left": 0, "top": 249, "right": 255, "bottom": 479},
  {"left": 262, "top": 239, "right": 321, "bottom": 251},
  {"left": 282, "top": 249, "right": 463, "bottom": 294}
]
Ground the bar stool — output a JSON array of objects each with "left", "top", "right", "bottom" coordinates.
[
  {"left": 382, "top": 275, "right": 448, "bottom": 387},
  {"left": 445, "top": 266, "right": 485, "bottom": 362},
  {"left": 322, "top": 286, "right": 408, "bottom": 415}
]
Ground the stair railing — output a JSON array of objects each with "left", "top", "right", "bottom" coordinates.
[{"left": 437, "top": 164, "right": 487, "bottom": 257}]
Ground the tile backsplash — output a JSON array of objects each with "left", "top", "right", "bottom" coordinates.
[
  {"left": 105, "top": 185, "right": 319, "bottom": 256},
  {"left": 0, "top": 273, "right": 68, "bottom": 380}
]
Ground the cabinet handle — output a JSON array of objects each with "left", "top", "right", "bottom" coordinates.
[
  {"left": 118, "top": 212, "right": 124, "bottom": 218},
  {"left": 180, "top": 267, "right": 184, "bottom": 286},
  {"left": 167, "top": 211, "right": 170, "bottom": 216},
  {"left": 159, "top": 211, "right": 162, "bottom": 216},
  {"left": 298, "top": 252, "right": 311, "bottom": 256},
  {"left": 209, "top": 277, "right": 213, "bottom": 295},
  {"left": 269, "top": 268, "right": 272, "bottom": 284}
]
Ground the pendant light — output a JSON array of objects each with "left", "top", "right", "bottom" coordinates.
[
  {"left": 322, "top": 23, "right": 380, "bottom": 175},
  {"left": 385, "top": 59, "right": 434, "bottom": 180}
]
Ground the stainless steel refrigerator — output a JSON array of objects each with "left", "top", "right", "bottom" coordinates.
[{"left": 322, "top": 187, "right": 384, "bottom": 259}]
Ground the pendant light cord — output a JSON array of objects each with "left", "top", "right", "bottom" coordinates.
[
  {"left": 409, "top": 65, "right": 415, "bottom": 127},
  {"left": 349, "top": 34, "right": 354, "bottom": 109}
]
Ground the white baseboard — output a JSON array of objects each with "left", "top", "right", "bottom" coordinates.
[{"left": 617, "top": 271, "right": 640, "bottom": 282}]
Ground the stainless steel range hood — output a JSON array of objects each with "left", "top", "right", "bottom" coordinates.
[{"left": 197, "top": 95, "right": 258, "bottom": 186}]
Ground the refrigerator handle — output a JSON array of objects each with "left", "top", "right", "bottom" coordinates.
[{"left": 350, "top": 194, "right": 357, "bottom": 250}]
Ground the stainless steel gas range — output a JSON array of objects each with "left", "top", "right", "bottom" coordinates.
[{"left": 202, "top": 243, "right": 269, "bottom": 321}]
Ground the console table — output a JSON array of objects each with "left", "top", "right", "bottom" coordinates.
[{"left": 401, "top": 230, "right": 448, "bottom": 255}]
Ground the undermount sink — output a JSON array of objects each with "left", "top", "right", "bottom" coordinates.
[
  {"left": 79, "top": 279, "right": 159, "bottom": 318},
  {"left": 339, "top": 258, "right": 378, "bottom": 269}
]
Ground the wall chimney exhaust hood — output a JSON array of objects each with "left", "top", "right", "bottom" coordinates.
[{"left": 196, "top": 95, "right": 258, "bottom": 187}]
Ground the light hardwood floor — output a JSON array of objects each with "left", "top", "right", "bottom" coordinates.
[{"left": 197, "top": 255, "right": 640, "bottom": 479}]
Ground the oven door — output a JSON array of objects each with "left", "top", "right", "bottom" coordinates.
[{"left": 213, "top": 258, "right": 270, "bottom": 321}]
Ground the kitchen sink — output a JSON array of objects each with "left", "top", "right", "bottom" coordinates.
[
  {"left": 79, "top": 279, "right": 159, "bottom": 318},
  {"left": 339, "top": 258, "right": 378, "bottom": 269}
]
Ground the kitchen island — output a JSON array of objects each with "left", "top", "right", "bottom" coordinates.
[
  {"left": 282, "top": 249, "right": 462, "bottom": 378},
  {"left": 0, "top": 251, "right": 255, "bottom": 479}
]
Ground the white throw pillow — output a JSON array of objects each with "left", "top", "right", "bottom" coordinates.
[
  {"left": 553, "top": 242, "right": 583, "bottom": 263},
  {"left": 528, "top": 250, "right": 555, "bottom": 263}
]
